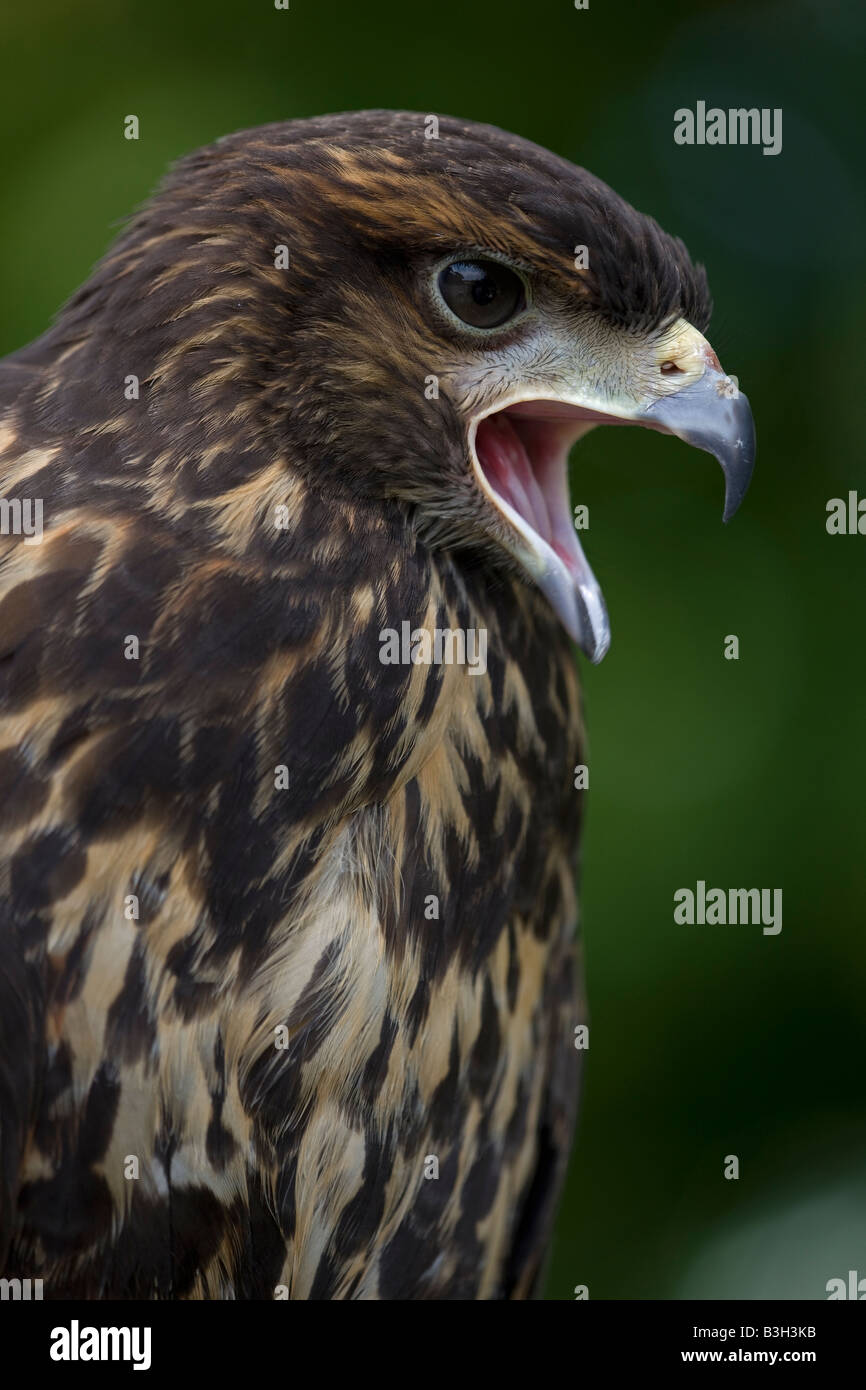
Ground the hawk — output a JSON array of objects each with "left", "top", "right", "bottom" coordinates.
[{"left": 0, "top": 111, "right": 754, "bottom": 1299}]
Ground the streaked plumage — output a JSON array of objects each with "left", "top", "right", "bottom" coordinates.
[{"left": 0, "top": 111, "right": 752, "bottom": 1298}]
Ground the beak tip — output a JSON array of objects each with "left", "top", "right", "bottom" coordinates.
[
  {"left": 574, "top": 594, "right": 611, "bottom": 664},
  {"left": 721, "top": 431, "right": 756, "bottom": 523},
  {"left": 586, "top": 642, "right": 609, "bottom": 665}
]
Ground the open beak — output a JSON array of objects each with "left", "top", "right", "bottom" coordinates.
[{"left": 470, "top": 356, "right": 755, "bottom": 663}]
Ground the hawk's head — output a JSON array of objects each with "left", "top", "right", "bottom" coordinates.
[{"left": 39, "top": 110, "right": 755, "bottom": 660}]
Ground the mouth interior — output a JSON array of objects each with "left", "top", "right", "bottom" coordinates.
[
  {"left": 473, "top": 398, "right": 648, "bottom": 662},
  {"left": 474, "top": 402, "right": 604, "bottom": 577}
]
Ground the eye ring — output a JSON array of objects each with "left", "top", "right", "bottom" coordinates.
[{"left": 435, "top": 258, "right": 528, "bottom": 331}]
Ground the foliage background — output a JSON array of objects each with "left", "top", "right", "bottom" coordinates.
[{"left": 1, "top": 0, "right": 863, "bottom": 1299}]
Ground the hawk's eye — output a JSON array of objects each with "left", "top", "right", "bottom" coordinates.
[{"left": 437, "top": 259, "right": 526, "bottom": 329}]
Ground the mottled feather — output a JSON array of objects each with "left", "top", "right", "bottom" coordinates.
[{"left": 0, "top": 110, "right": 711, "bottom": 1298}]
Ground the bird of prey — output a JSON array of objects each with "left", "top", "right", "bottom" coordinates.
[{"left": 0, "top": 111, "right": 754, "bottom": 1299}]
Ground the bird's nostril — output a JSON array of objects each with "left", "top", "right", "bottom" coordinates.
[{"left": 660, "top": 360, "right": 685, "bottom": 375}]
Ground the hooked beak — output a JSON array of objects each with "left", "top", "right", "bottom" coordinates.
[
  {"left": 637, "top": 370, "right": 755, "bottom": 523},
  {"left": 470, "top": 350, "right": 755, "bottom": 663}
]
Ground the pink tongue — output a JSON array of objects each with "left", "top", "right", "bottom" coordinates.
[{"left": 475, "top": 414, "right": 555, "bottom": 547}]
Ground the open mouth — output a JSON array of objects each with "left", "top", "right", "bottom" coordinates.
[
  {"left": 472, "top": 400, "right": 625, "bottom": 663},
  {"left": 471, "top": 381, "right": 755, "bottom": 664},
  {"left": 474, "top": 401, "right": 631, "bottom": 575}
]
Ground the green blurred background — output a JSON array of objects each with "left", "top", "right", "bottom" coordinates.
[{"left": 1, "top": 0, "right": 863, "bottom": 1299}]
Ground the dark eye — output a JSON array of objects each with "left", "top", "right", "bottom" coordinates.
[{"left": 437, "top": 259, "right": 526, "bottom": 329}]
